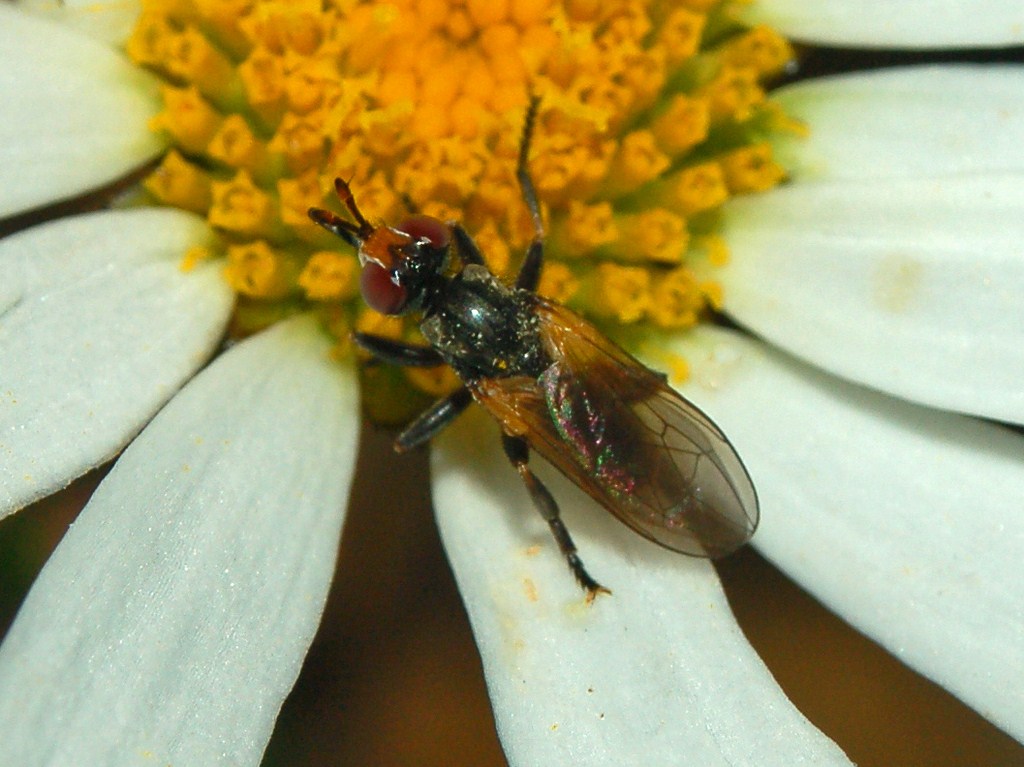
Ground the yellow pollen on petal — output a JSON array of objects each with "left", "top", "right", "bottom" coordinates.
[{"left": 642, "top": 347, "right": 690, "bottom": 385}]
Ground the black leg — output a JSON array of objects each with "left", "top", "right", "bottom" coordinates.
[
  {"left": 516, "top": 240, "right": 543, "bottom": 293},
  {"left": 395, "top": 387, "right": 473, "bottom": 452},
  {"left": 451, "top": 222, "right": 486, "bottom": 266},
  {"left": 353, "top": 332, "right": 444, "bottom": 367},
  {"left": 501, "top": 435, "right": 610, "bottom": 602},
  {"left": 515, "top": 96, "right": 545, "bottom": 292}
]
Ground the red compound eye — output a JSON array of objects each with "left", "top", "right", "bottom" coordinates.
[
  {"left": 397, "top": 215, "right": 450, "bottom": 249},
  {"left": 360, "top": 261, "right": 408, "bottom": 314}
]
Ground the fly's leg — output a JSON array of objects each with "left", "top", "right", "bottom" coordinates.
[
  {"left": 353, "top": 332, "right": 444, "bottom": 367},
  {"left": 350, "top": 333, "right": 466, "bottom": 448},
  {"left": 352, "top": 333, "right": 469, "bottom": 451},
  {"left": 502, "top": 435, "right": 611, "bottom": 602},
  {"left": 509, "top": 99, "right": 607, "bottom": 601},
  {"left": 451, "top": 223, "right": 486, "bottom": 266},
  {"left": 515, "top": 96, "right": 545, "bottom": 292},
  {"left": 395, "top": 388, "right": 473, "bottom": 452}
]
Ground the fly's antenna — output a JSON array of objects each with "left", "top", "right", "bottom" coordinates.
[
  {"left": 308, "top": 177, "right": 375, "bottom": 248},
  {"left": 332, "top": 177, "right": 374, "bottom": 238}
]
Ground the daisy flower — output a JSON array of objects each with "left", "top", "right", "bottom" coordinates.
[{"left": 1, "top": 1, "right": 1022, "bottom": 765}]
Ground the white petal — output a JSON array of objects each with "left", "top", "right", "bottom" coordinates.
[
  {"left": 718, "top": 176, "right": 1024, "bottom": 424},
  {"left": 15, "top": 0, "right": 141, "bottom": 47},
  {"left": 432, "top": 412, "right": 851, "bottom": 767},
  {"left": 0, "top": 209, "right": 233, "bottom": 519},
  {"left": 747, "top": 0, "right": 1024, "bottom": 49},
  {"left": 0, "top": 4, "right": 163, "bottom": 217},
  {"left": 0, "top": 315, "right": 359, "bottom": 767},
  {"left": 717, "top": 67, "right": 1024, "bottom": 424},
  {"left": 771, "top": 66, "right": 1024, "bottom": 182},
  {"left": 665, "top": 327, "right": 1024, "bottom": 742}
]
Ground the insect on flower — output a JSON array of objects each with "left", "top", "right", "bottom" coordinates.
[{"left": 309, "top": 98, "right": 759, "bottom": 601}]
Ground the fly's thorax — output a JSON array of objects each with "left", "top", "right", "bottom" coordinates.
[{"left": 420, "top": 265, "right": 548, "bottom": 381}]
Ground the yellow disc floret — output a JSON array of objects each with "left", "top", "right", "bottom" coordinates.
[{"left": 128, "top": 0, "right": 796, "bottom": 403}]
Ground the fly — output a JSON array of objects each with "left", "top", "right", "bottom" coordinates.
[{"left": 309, "top": 97, "right": 759, "bottom": 601}]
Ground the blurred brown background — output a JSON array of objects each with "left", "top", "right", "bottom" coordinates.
[{"left": 2, "top": 423, "right": 1021, "bottom": 767}]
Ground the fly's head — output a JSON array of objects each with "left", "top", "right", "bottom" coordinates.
[
  {"left": 357, "top": 214, "right": 450, "bottom": 315},
  {"left": 309, "top": 178, "right": 451, "bottom": 316}
]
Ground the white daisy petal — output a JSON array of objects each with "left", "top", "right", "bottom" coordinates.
[
  {"left": 666, "top": 327, "right": 1024, "bottom": 742},
  {"left": 432, "top": 412, "right": 851, "bottom": 767},
  {"left": 0, "top": 315, "right": 358, "bottom": 767},
  {"left": 0, "top": 209, "right": 233, "bottom": 519},
  {"left": 0, "top": 4, "right": 162, "bottom": 218},
  {"left": 718, "top": 175, "right": 1024, "bottom": 424},
  {"left": 15, "top": 0, "right": 141, "bottom": 46},
  {"left": 747, "top": 0, "right": 1024, "bottom": 49},
  {"left": 771, "top": 67, "right": 1024, "bottom": 182},
  {"left": 716, "top": 68, "right": 1024, "bottom": 424}
]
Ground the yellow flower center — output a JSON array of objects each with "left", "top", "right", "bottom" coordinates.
[{"left": 127, "top": 0, "right": 796, "bottom": 415}]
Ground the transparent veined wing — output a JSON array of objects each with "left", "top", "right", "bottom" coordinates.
[{"left": 472, "top": 298, "right": 758, "bottom": 557}]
